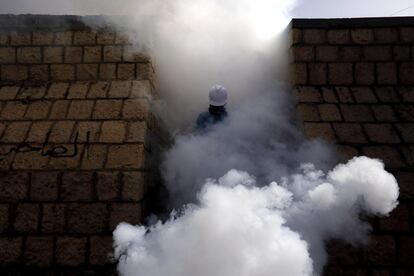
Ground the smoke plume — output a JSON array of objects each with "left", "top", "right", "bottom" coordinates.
[{"left": 22, "top": 0, "right": 397, "bottom": 275}]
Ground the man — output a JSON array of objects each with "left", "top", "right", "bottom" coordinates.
[{"left": 196, "top": 84, "right": 228, "bottom": 132}]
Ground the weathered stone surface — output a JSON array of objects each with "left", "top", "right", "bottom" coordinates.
[
  {"left": 106, "top": 144, "right": 145, "bottom": 169},
  {"left": 90, "top": 236, "right": 114, "bottom": 265},
  {"left": 303, "top": 122, "right": 336, "bottom": 141},
  {"left": 333, "top": 123, "right": 367, "bottom": 143},
  {"left": 30, "top": 172, "right": 59, "bottom": 201},
  {"left": 96, "top": 172, "right": 120, "bottom": 201},
  {"left": 67, "top": 203, "right": 107, "bottom": 233},
  {"left": 109, "top": 203, "right": 142, "bottom": 230},
  {"left": 56, "top": 237, "right": 86, "bottom": 266},
  {"left": 24, "top": 236, "right": 54, "bottom": 266},
  {"left": 14, "top": 203, "right": 39, "bottom": 232},
  {"left": 0, "top": 238, "right": 22, "bottom": 265},
  {"left": 93, "top": 99, "right": 122, "bottom": 119},
  {"left": 61, "top": 172, "right": 94, "bottom": 202}
]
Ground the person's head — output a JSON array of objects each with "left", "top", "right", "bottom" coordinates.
[{"left": 209, "top": 84, "right": 228, "bottom": 107}]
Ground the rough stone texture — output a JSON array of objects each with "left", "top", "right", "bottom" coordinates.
[
  {"left": 291, "top": 17, "right": 414, "bottom": 275},
  {"left": 0, "top": 14, "right": 163, "bottom": 275}
]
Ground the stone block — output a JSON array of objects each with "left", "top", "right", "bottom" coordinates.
[
  {"left": 81, "top": 144, "right": 108, "bottom": 170},
  {"left": 1, "top": 121, "right": 31, "bottom": 143},
  {"left": 334, "top": 88, "right": 358, "bottom": 105},
  {"left": 43, "top": 46, "right": 63, "bottom": 63},
  {"left": 302, "top": 29, "right": 325, "bottom": 44},
  {"left": 289, "top": 63, "right": 307, "bottom": 85},
  {"left": 326, "top": 239, "right": 361, "bottom": 265},
  {"left": 374, "top": 28, "right": 399, "bottom": 43},
  {"left": 49, "top": 100, "right": 70, "bottom": 119},
  {"left": 29, "top": 64, "right": 49, "bottom": 81},
  {"left": 56, "top": 237, "right": 86, "bottom": 266},
  {"left": 17, "top": 47, "right": 41, "bottom": 63},
  {"left": 122, "top": 99, "right": 149, "bottom": 120},
  {"left": 1, "top": 101, "right": 28, "bottom": 120},
  {"left": 46, "top": 144, "right": 84, "bottom": 169},
  {"left": 73, "top": 31, "right": 96, "bottom": 45},
  {"left": 67, "top": 203, "right": 107, "bottom": 233},
  {"left": 118, "top": 63, "right": 136, "bottom": 80},
  {"left": 351, "top": 29, "right": 374, "bottom": 44},
  {"left": 54, "top": 31, "right": 73, "bottom": 45},
  {"left": 76, "top": 64, "right": 99, "bottom": 80},
  {"left": 371, "top": 105, "right": 398, "bottom": 122},
  {"left": 24, "top": 236, "right": 54, "bottom": 266},
  {"left": 337, "top": 46, "right": 361, "bottom": 61},
  {"left": 351, "top": 87, "right": 378, "bottom": 103},
  {"left": 308, "top": 63, "right": 327, "bottom": 85},
  {"left": 328, "top": 63, "right": 353, "bottom": 85},
  {"left": 327, "top": 29, "right": 350, "bottom": 44},
  {"left": 400, "top": 62, "right": 414, "bottom": 84},
  {"left": 64, "top": 46, "right": 82, "bottom": 63},
  {"left": 340, "top": 104, "right": 375, "bottom": 122},
  {"left": 10, "top": 31, "right": 30, "bottom": 45},
  {"left": 103, "top": 45, "right": 122, "bottom": 62},
  {"left": 32, "top": 31, "right": 54, "bottom": 45},
  {"left": 395, "top": 105, "right": 414, "bottom": 121},
  {"left": 375, "top": 87, "right": 401, "bottom": 103},
  {"left": 400, "top": 27, "right": 414, "bottom": 43},
  {"left": 93, "top": 99, "right": 122, "bottom": 119},
  {"left": 26, "top": 122, "right": 53, "bottom": 143},
  {"left": 0, "top": 204, "right": 9, "bottom": 233},
  {"left": 67, "top": 82, "right": 90, "bottom": 99},
  {"left": 131, "top": 80, "right": 152, "bottom": 98},
  {"left": 0, "top": 85, "right": 20, "bottom": 100},
  {"left": 30, "top": 172, "right": 59, "bottom": 201},
  {"left": 136, "top": 63, "right": 151, "bottom": 80},
  {"left": 90, "top": 236, "right": 114, "bottom": 265},
  {"left": 12, "top": 150, "right": 50, "bottom": 170},
  {"left": 14, "top": 203, "right": 39, "bottom": 232},
  {"left": 364, "top": 124, "right": 400, "bottom": 144},
  {"left": 87, "top": 81, "right": 110, "bottom": 98},
  {"left": 321, "top": 87, "right": 338, "bottom": 103},
  {"left": 99, "top": 63, "right": 117, "bottom": 79},
  {"left": 0, "top": 238, "right": 22, "bottom": 265},
  {"left": 100, "top": 121, "right": 126, "bottom": 143},
  {"left": 97, "top": 32, "right": 115, "bottom": 44},
  {"left": 73, "top": 121, "right": 101, "bottom": 143},
  {"left": 363, "top": 46, "right": 392, "bottom": 61},
  {"left": 0, "top": 144, "right": 15, "bottom": 170},
  {"left": 290, "top": 28, "right": 302, "bottom": 44},
  {"left": 362, "top": 146, "right": 406, "bottom": 169},
  {"left": 0, "top": 47, "right": 15, "bottom": 63},
  {"left": 0, "top": 172, "right": 29, "bottom": 202},
  {"left": 378, "top": 203, "right": 410, "bottom": 232},
  {"left": 0, "top": 32, "right": 8, "bottom": 45},
  {"left": 106, "top": 144, "right": 145, "bottom": 169},
  {"left": 1, "top": 65, "right": 28, "bottom": 81},
  {"left": 18, "top": 86, "right": 47, "bottom": 99},
  {"left": 297, "top": 103, "right": 320, "bottom": 121},
  {"left": 84, "top": 46, "right": 102, "bottom": 63},
  {"left": 396, "top": 123, "right": 414, "bottom": 143},
  {"left": 303, "top": 122, "right": 336, "bottom": 141},
  {"left": 46, "top": 82, "right": 69, "bottom": 99},
  {"left": 115, "top": 32, "right": 132, "bottom": 44},
  {"left": 97, "top": 172, "right": 120, "bottom": 201},
  {"left": 333, "top": 123, "right": 367, "bottom": 143},
  {"left": 48, "top": 121, "right": 75, "bottom": 143},
  {"left": 393, "top": 46, "right": 410, "bottom": 61},
  {"left": 398, "top": 87, "right": 414, "bottom": 102},
  {"left": 61, "top": 172, "right": 94, "bottom": 202},
  {"left": 123, "top": 172, "right": 146, "bottom": 201},
  {"left": 318, "top": 104, "right": 342, "bottom": 121},
  {"left": 50, "top": 64, "right": 75, "bottom": 81},
  {"left": 361, "top": 235, "right": 396, "bottom": 265},
  {"left": 67, "top": 100, "right": 94, "bottom": 119},
  {"left": 127, "top": 121, "right": 147, "bottom": 143},
  {"left": 291, "top": 46, "right": 314, "bottom": 61},
  {"left": 24, "top": 100, "right": 52, "bottom": 120},
  {"left": 335, "top": 145, "right": 359, "bottom": 160},
  {"left": 316, "top": 46, "right": 337, "bottom": 61},
  {"left": 41, "top": 203, "right": 65, "bottom": 233},
  {"left": 377, "top": 62, "right": 397, "bottom": 85},
  {"left": 108, "top": 80, "right": 132, "bottom": 98},
  {"left": 109, "top": 203, "right": 142, "bottom": 230},
  {"left": 123, "top": 46, "right": 150, "bottom": 62}
]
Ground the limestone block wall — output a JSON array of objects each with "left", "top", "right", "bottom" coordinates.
[
  {"left": 290, "top": 17, "right": 414, "bottom": 275},
  {"left": 0, "top": 15, "right": 163, "bottom": 275}
]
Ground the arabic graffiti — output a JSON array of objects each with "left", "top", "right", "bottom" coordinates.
[{"left": 0, "top": 131, "right": 91, "bottom": 160}]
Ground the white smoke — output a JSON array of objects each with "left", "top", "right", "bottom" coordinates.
[{"left": 114, "top": 157, "right": 399, "bottom": 276}]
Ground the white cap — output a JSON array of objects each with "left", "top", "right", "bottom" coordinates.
[{"left": 209, "top": 84, "right": 228, "bottom": 106}]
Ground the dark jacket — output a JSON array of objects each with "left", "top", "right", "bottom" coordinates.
[{"left": 196, "top": 105, "right": 228, "bottom": 132}]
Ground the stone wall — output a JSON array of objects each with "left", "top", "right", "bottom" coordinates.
[
  {"left": 0, "top": 15, "right": 163, "bottom": 275},
  {"left": 290, "top": 17, "right": 414, "bottom": 275}
]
